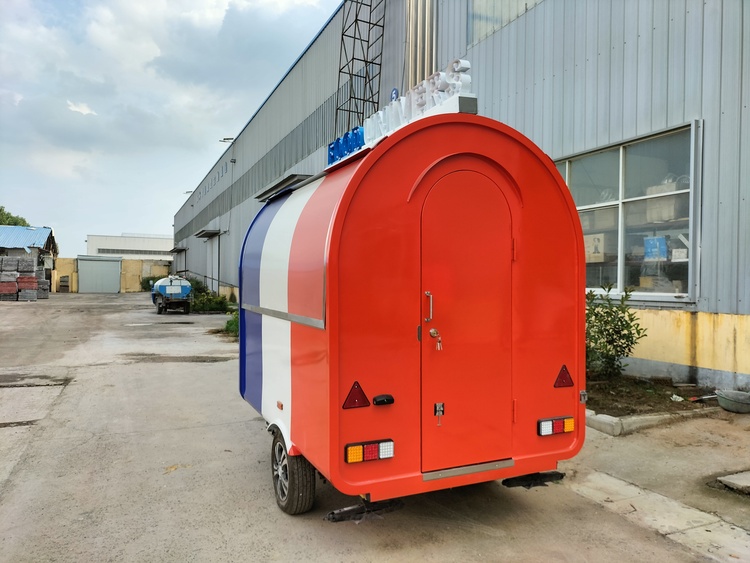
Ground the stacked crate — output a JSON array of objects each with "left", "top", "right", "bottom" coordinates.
[
  {"left": 0, "top": 257, "right": 47, "bottom": 301},
  {"left": 17, "top": 257, "right": 35, "bottom": 274},
  {"left": 0, "top": 282, "right": 17, "bottom": 300},
  {"left": 17, "top": 274, "right": 39, "bottom": 301},
  {"left": 37, "top": 279, "right": 50, "bottom": 299},
  {"left": 0, "top": 258, "right": 18, "bottom": 301}
]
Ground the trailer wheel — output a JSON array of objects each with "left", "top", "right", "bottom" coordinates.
[
  {"left": 156, "top": 299, "right": 164, "bottom": 315},
  {"left": 271, "top": 431, "right": 315, "bottom": 515},
  {"left": 183, "top": 302, "right": 190, "bottom": 314}
]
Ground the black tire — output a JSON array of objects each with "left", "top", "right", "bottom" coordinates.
[
  {"left": 271, "top": 431, "right": 315, "bottom": 515},
  {"left": 156, "top": 300, "right": 164, "bottom": 315},
  {"left": 183, "top": 302, "right": 190, "bottom": 314}
]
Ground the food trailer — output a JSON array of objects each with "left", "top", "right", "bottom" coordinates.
[{"left": 239, "top": 94, "right": 586, "bottom": 517}]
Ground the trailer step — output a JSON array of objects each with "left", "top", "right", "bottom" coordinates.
[
  {"left": 502, "top": 471, "right": 565, "bottom": 489},
  {"left": 325, "top": 498, "right": 404, "bottom": 522}
]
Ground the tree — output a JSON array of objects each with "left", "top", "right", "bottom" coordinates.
[{"left": 0, "top": 206, "right": 30, "bottom": 226}]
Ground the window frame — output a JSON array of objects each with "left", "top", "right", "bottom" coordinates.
[{"left": 556, "top": 121, "right": 703, "bottom": 304}]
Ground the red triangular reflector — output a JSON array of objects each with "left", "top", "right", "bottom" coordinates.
[
  {"left": 342, "top": 381, "right": 370, "bottom": 409},
  {"left": 554, "top": 365, "right": 574, "bottom": 388}
]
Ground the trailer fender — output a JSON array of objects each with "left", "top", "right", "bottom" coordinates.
[{"left": 266, "top": 421, "right": 298, "bottom": 455}]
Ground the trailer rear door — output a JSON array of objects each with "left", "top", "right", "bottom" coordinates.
[{"left": 420, "top": 170, "right": 513, "bottom": 473}]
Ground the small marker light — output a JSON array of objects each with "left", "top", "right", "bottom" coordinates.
[
  {"left": 363, "top": 443, "right": 379, "bottom": 461},
  {"left": 539, "top": 420, "right": 553, "bottom": 436},
  {"left": 379, "top": 440, "right": 394, "bottom": 459},
  {"left": 346, "top": 445, "right": 363, "bottom": 463}
]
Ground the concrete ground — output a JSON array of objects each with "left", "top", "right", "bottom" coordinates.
[
  {"left": 1, "top": 293, "right": 748, "bottom": 562},
  {"left": 564, "top": 414, "right": 750, "bottom": 561}
]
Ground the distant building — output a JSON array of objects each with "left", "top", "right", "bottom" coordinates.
[
  {"left": 0, "top": 225, "right": 58, "bottom": 271},
  {"left": 85, "top": 234, "right": 173, "bottom": 261}
]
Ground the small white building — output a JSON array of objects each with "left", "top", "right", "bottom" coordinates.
[{"left": 85, "top": 234, "right": 174, "bottom": 261}]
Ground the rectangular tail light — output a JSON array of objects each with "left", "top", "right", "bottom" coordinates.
[
  {"left": 345, "top": 439, "right": 394, "bottom": 463},
  {"left": 538, "top": 417, "right": 575, "bottom": 436}
]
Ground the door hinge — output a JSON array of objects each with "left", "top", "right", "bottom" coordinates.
[{"left": 580, "top": 390, "right": 588, "bottom": 404}]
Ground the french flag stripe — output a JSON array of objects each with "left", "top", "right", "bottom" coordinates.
[
  {"left": 258, "top": 180, "right": 322, "bottom": 425},
  {"left": 240, "top": 192, "right": 291, "bottom": 412},
  {"left": 259, "top": 179, "right": 323, "bottom": 313}
]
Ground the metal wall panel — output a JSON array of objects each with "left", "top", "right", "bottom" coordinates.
[
  {"left": 596, "top": 0, "right": 611, "bottom": 147},
  {"left": 636, "top": 0, "right": 654, "bottom": 135},
  {"left": 667, "top": 0, "right": 685, "bottom": 126},
  {"left": 740, "top": 3, "right": 750, "bottom": 312},
  {"left": 698, "top": 0, "right": 724, "bottom": 313},
  {"left": 715, "top": 0, "right": 743, "bottom": 312},
  {"left": 684, "top": 0, "right": 704, "bottom": 117},
  {"left": 379, "top": 0, "right": 407, "bottom": 99},
  {"left": 434, "top": 0, "right": 465, "bottom": 69},
  {"left": 608, "top": 0, "right": 625, "bottom": 143}
]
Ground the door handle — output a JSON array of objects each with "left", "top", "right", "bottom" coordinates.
[{"left": 424, "top": 291, "right": 433, "bottom": 322}]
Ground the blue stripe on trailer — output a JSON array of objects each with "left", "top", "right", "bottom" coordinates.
[{"left": 239, "top": 193, "right": 291, "bottom": 411}]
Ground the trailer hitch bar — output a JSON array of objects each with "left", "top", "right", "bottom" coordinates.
[
  {"left": 325, "top": 498, "right": 405, "bottom": 522},
  {"left": 501, "top": 471, "right": 565, "bottom": 489}
]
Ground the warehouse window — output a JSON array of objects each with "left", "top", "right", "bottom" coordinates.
[
  {"left": 98, "top": 248, "right": 173, "bottom": 257},
  {"left": 556, "top": 123, "right": 701, "bottom": 301}
]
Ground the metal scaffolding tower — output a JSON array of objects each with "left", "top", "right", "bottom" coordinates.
[{"left": 335, "top": 0, "right": 386, "bottom": 135}]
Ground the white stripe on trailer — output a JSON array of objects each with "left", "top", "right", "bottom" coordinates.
[
  {"left": 261, "top": 316, "right": 292, "bottom": 440},
  {"left": 258, "top": 179, "right": 322, "bottom": 314}
]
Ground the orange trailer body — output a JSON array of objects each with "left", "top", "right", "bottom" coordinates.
[{"left": 239, "top": 113, "right": 586, "bottom": 505}]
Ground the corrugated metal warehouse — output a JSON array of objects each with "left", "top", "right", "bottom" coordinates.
[{"left": 172, "top": 0, "right": 749, "bottom": 390}]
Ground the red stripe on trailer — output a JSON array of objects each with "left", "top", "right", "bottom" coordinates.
[{"left": 288, "top": 163, "right": 362, "bottom": 473}]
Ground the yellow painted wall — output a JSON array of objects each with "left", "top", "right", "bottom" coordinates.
[
  {"left": 632, "top": 310, "right": 750, "bottom": 375},
  {"left": 120, "top": 260, "right": 169, "bottom": 293},
  {"left": 121, "top": 259, "right": 142, "bottom": 293},
  {"left": 53, "top": 258, "right": 78, "bottom": 293},
  {"left": 218, "top": 285, "right": 238, "bottom": 304}
]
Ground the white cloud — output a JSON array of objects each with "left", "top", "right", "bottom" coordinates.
[
  {"left": 0, "top": 89, "right": 24, "bottom": 106},
  {"left": 27, "top": 145, "right": 96, "bottom": 181},
  {"left": 67, "top": 100, "right": 97, "bottom": 115},
  {"left": 0, "top": 0, "right": 343, "bottom": 255}
]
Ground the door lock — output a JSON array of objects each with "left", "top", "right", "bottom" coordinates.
[
  {"left": 434, "top": 402, "right": 445, "bottom": 426},
  {"left": 428, "top": 328, "right": 443, "bottom": 350}
]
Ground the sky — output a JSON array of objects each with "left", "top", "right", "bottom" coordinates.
[{"left": 0, "top": 0, "right": 343, "bottom": 256}]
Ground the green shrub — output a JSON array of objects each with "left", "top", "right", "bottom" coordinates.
[
  {"left": 187, "top": 277, "right": 210, "bottom": 296},
  {"left": 141, "top": 276, "right": 162, "bottom": 291},
  {"left": 191, "top": 292, "right": 228, "bottom": 313},
  {"left": 225, "top": 310, "right": 239, "bottom": 336},
  {"left": 586, "top": 285, "right": 647, "bottom": 378}
]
